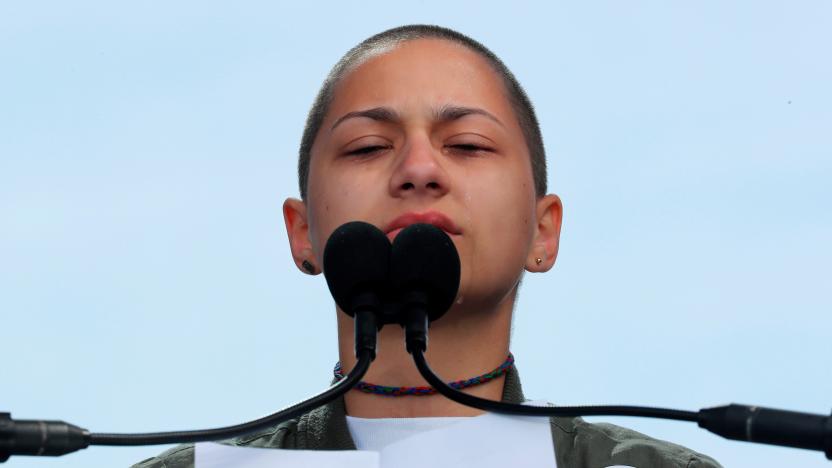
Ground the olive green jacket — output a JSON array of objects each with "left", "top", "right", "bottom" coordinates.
[{"left": 133, "top": 367, "right": 721, "bottom": 468}]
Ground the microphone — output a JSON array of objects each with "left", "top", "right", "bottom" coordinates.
[
  {"left": 389, "top": 223, "right": 460, "bottom": 353},
  {"left": 698, "top": 404, "right": 832, "bottom": 459},
  {"left": 323, "top": 220, "right": 392, "bottom": 359},
  {"left": 0, "top": 414, "right": 88, "bottom": 460},
  {"left": 393, "top": 224, "right": 832, "bottom": 461}
]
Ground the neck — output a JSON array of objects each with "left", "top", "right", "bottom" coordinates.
[{"left": 337, "top": 294, "right": 514, "bottom": 418}]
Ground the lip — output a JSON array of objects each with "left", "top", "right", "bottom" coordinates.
[{"left": 383, "top": 211, "right": 462, "bottom": 241}]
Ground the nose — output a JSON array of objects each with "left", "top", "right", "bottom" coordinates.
[{"left": 389, "top": 140, "right": 450, "bottom": 199}]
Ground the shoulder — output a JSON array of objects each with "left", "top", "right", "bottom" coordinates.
[
  {"left": 130, "top": 419, "right": 299, "bottom": 468},
  {"left": 550, "top": 416, "right": 722, "bottom": 468},
  {"left": 131, "top": 444, "right": 195, "bottom": 468},
  {"left": 130, "top": 395, "right": 354, "bottom": 466}
]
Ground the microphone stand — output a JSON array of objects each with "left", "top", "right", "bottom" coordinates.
[
  {"left": 404, "top": 311, "right": 832, "bottom": 461},
  {"left": 1, "top": 220, "right": 388, "bottom": 462},
  {"left": 0, "top": 310, "right": 377, "bottom": 462},
  {"left": 385, "top": 222, "right": 832, "bottom": 461}
]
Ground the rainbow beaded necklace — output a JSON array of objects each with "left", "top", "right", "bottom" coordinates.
[{"left": 333, "top": 353, "right": 514, "bottom": 397}]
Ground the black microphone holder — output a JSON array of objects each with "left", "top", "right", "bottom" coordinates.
[
  {"left": 0, "top": 349, "right": 372, "bottom": 462},
  {"left": 1, "top": 309, "right": 376, "bottom": 463},
  {"left": 4, "top": 221, "right": 830, "bottom": 463},
  {"left": 410, "top": 347, "right": 832, "bottom": 460},
  {"left": 389, "top": 222, "right": 832, "bottom": 462}
]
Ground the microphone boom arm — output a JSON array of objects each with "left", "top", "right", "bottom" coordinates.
[
  {"left": 409, "top": 329, "right": 832, "bottom": 461},
  {"left": 0, "top": 319, "right": 376, "bottom": 462}
]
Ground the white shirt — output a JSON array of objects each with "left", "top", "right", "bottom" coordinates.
[
  {"left": 345, "top": 410, "right": 557, "bottom": 468},
  {"left": 346, "top": 415, "right": 477, "bottom": 452},
  {"left": 196, "top": 407, "right": 557, "bottom": 468}
]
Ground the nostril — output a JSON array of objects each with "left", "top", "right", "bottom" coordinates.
[
  {"left": 402, "top": 182, "right": 415, "bottom": 190},
  {"left": 426, "top": 182, "right": 440, "bottom": 190}
]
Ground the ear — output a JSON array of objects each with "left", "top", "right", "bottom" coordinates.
[
  {"left": 283, "top": 198, "right": 320, "bottom": 275},
  {"left": 525, "top": 194, "right": 563, "bottom": 273}
]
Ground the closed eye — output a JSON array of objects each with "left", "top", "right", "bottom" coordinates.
[
  {"left": 447, "top": 143, "right": 493, "bottom": 154},
  {"left": 344, "top": 145, "right": 390, "bottom": 156}
]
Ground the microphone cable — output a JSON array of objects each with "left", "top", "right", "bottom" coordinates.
[
  {"left": 90, "top": 348, "right": 373, "bottom": 446},
  {"left": 0, "top": 349, "right": 372, "bottom": 460},
  {"left": 408, "top": 331, "right": 831, "bottom": 459},
  {"left": 411, "top": 348, "right": 698, "bottom": 422}
]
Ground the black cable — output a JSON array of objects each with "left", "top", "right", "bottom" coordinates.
[
  {"left": 89, "top": 349, "right": 373, "bottom": 446},
  {"left": 411, "top": 349, "right": 699, "bottom": 422}
]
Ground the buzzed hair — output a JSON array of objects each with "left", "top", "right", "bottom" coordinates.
[{"left": 298, "top": 24, "right": 547, "bottom": 199}]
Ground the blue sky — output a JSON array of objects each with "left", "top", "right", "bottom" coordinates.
[{"left": 2, "top": 2, "right": 830, "bottom": 467}]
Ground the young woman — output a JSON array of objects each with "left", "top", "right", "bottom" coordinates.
[{"left": 135, "top": 25, "right": 721, "bottom": 468}]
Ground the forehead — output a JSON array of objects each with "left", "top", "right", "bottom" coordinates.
[{"left": 325, "top": 38, "right": 515, "bottom": 124}]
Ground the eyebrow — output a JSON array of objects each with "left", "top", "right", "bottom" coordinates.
[
  {"left": 433, "top": 105, "right": 504, "bottom": 128},
  {"left": 329, "top": 105, "right": 504, "bottom": 131},
  {"left": 330, "top": 107, "right": 401, "bottom": 131}
]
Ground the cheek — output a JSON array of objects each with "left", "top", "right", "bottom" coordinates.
[
  {"left": 465, "top": 167, "right": 536, "bottom": 248},
  {"left": 460, "top": 168, "right": 536, "bottom": 288},
  {"left": 306, "top": 167, "right": 384, "bottom": 255},
  {"left": 482, "top": 202, "right": 534, "bottom": 263}
]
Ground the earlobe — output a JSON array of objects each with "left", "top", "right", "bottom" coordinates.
[
  {"left": 526, "top": 194, "right": 563, "bottom": 273},
  {"left": 283, "top": 198, "right": 319, "bottom": 275}
]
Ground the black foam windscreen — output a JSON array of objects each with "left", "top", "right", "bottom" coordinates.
[
  {"left": 390, "top": 223, "right": 461, "bottom": 323},
  {"left": 323, "top": 221, "right": 391, "bottom": 317}
]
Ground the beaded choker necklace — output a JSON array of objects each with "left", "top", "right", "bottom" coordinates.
[{"left": 333, "top": 353, "right": 514, "bottom": 397}]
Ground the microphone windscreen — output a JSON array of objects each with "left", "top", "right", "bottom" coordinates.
[
  {"left": 323, "top": 221, "right": 391, "bottom": 317},
  {"left": 390, "top": 223, "right": 461, "bottom": 322}
]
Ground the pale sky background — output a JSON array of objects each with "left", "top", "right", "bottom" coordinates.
[{"left": 1, "top": 2, "right": 830, "bottom": 467}]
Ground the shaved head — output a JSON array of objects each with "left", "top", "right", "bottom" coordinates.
[{"left": 297, "top": 25, "right": 547, "bottom": 200}]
